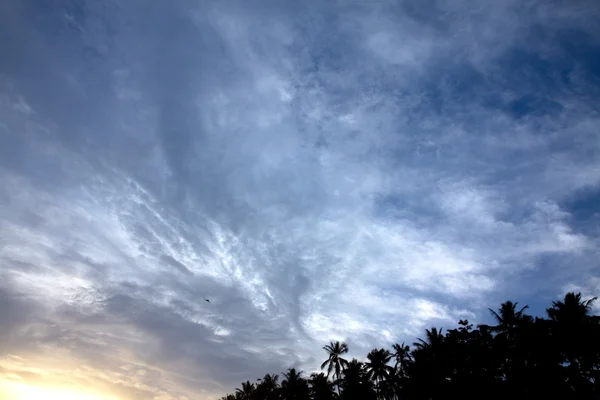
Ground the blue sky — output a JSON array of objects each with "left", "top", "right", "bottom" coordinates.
[{"left": 1, "top": 0, "right": 600, "bottom": 399}]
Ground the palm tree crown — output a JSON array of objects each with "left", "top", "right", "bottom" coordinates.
[
  {"left": 321, "top": 341, "right": 350, "bottom": 379},
  {"left": 391, "top": 342, "right": 411, "bottom": 375},
  {"left": 281, "top": 368, "right": 309, "bottom": 400},
  {"left": 547, "top": 292, "right": 597, "bottom": 323},
  {"left": 413, "top": 327, "right": 444, "bottom": 351},
  {"left": 364, "top": 348, "right": 394, "bottom": 383},
  {"left": 234, "top": 381, "right": 255, "bottom": 400},
  {"left": 308, "top": 373, "right": 335, "bottom": 400},
  {"left": 488, "top": 301, "right": 532, "bottom": 334}
]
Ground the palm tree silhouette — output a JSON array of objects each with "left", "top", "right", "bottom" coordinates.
[
  {"left": 412, "top": 328, "right": 447, "bottom": 400},
  {"left": 391, "top": 342, "right": 412, "bottom": 376},
  {"left": 338, "top": 359, "right": 375, "bottom": 400},
  {"left": 365, "top": 348, "right": 394, "bottom": 399},
  {"left": 547, "top": 292, "right": 600, "bottom": 395},
  {"left": 235, "top": 381, "right": 255, "bottom": 400},
  {"left": 486, "top": 301, "right": 532, "bottom": 336},
  {"left": 281, "top": 368, "right": 309, "bottom": 400},
  {"left": 308, "top": 372, "right": 335, "bottom": 400},
  {"left": 547, "top": 292, "right": 597, "bottom": 323},
  {"left": 256, "top": 373, "right": 279, "bottom": 400},
  {"left": 219, "top": 293, "right": 600, "bottom": 400},
  {"left": 413, "top": 327, "right": 444, "bottom": 351},
  {"left": 321, "top": 341, "right": 350, "bottom": 393}
]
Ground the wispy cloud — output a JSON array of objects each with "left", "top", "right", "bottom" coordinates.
[{"left": 1, "top": 0, "right": 599, "bottom": 398}]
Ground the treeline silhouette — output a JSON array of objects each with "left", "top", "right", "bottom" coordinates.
[{"left": 219, "top": 292, "right": 600, "bottom": 400}]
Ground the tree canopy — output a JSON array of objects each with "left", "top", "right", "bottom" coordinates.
[{"left": 219, "top": 292, "right": 600, "bottom": 400}]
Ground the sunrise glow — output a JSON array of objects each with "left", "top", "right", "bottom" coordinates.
[{"left": 0, "top": 381, "right": 117, "bottom": 400}]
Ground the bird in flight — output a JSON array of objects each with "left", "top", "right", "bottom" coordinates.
[{"left": 205, "top": 299, "right": 210, "bottom": 303}]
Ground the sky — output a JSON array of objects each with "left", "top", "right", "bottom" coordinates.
[{"left": 1, "top": 0, "right": 600, "bottom": 398}]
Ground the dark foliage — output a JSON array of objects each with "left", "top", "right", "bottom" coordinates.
[{"left": 219, "top": 292, "right": 600, "bottom": 400}]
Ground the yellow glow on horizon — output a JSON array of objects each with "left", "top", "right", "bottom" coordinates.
[{"left": 0, "top": 381, "right": 118, "bottom": 400}]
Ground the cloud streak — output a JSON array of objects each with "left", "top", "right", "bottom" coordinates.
[{"left": 1, "top": 0, "right": 600, "bottom": 398}]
